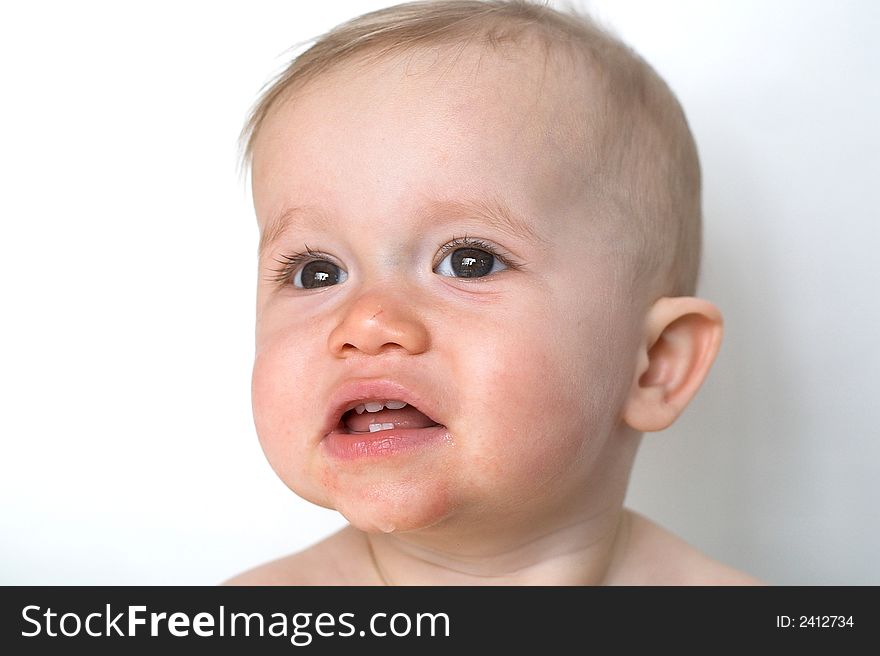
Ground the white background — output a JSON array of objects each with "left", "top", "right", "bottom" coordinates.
[{"left": 1, "top": 0, "right": 877, "bottom": 585}]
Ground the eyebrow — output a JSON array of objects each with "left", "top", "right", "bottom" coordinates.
[
  {"left": 258, "top": 204, "right": 330, "bottom": 258},
  {"left": 257, "top": 195, "right": 549, "bottom": 257}
]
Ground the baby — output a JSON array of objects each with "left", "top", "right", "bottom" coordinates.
[{"left": 226, "top": 0, "right": 761, "bottom": 585}]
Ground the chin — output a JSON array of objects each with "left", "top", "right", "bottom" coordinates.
[{"left": 330, "top": 475, "right": 455, "bottom": 534}]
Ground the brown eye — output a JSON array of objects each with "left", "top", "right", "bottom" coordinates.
[
  {"left": 295, "top": 260, "right": 347, "bottom": 288},
  {"left": 434, "top": 247, "right": 506, "bottom": 278}
]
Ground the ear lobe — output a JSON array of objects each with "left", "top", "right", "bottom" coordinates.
[{"left": 622, "top": 296, "right": 724, "bottom": 433}]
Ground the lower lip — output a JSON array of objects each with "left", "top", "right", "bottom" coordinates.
[{"left": 321, "top": 424, "right": 449, "bottom": 461}]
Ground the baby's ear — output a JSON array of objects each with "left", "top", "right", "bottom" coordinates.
[{"left": 621, "top": 296, "right": 724, "bottom": 433}]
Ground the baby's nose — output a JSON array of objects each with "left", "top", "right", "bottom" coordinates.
[{"left": 327, "top": 290, "right": 430, "bottom": 357}]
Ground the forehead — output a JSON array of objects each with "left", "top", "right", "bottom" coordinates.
[{"left": 251, "top": 40, "right": 598, "bottom": 230}]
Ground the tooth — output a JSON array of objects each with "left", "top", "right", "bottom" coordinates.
[
  {"left": 364, "top": 402, "right": 384, "bottom": 412},
  {"left": 355, "top": 404, "right": 366, "bottom": 414},
  {"left": 369, "top": 422, "right": 395, "bottom": 432},
  {"left": 384, "top": 400, "right": 407, "bottom": 410}
]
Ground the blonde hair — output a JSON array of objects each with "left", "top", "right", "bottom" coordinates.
[{"left": 239, "top": 0, "right": 702, "bottom": 299}]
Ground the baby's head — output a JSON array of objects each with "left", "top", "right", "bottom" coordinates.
[{"left": 242, "top": 0, "right": 720, "bottom": 543}]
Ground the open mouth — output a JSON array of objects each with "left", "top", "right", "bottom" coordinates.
[{"left": 339, "top": 400, "right": 443, "bottom": 434}]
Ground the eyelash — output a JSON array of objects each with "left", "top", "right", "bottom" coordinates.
[
  {"left": 265, "top": 246, "right": 331, "bottom": 286},
  {"left": 264, "top": 235, "right": 518, "bottom": 287},
  {"left": 437, "top": 235, "right": 517, "bottom": 273}
]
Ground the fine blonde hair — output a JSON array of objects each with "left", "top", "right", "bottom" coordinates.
[{"left": 239, "top": 0, "right": 702, "bottom": 299}]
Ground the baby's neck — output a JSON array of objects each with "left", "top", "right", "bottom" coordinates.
[{"left": 361, "top": 507, "right": 631, "bottom": 586}]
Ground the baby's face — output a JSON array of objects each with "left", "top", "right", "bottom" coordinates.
[{"left": 250, "top": 44, "right": 642, "bottom": 535}]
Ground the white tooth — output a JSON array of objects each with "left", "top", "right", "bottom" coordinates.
[
  {"left": 384, "top": 400, "right": 407, "bottom": 410},
  {"left": 355, "top": 404, "right": 366, "bottom": 414},
  {"left": 364, "top": 402, "right": 384, "bottom": 412},
  {"left": 369, "top": 422, "right": 395, "bottom": 432}
]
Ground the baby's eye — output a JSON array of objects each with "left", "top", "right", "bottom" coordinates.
[
  {"left": 294, "top": 260, "right": 348, "bottom": 289},
  {"left": 267, "top": 249, "right": 348, "bottom": 290},
  {"left": 433, "top": 243, "right": 508, "bottom": 279}
]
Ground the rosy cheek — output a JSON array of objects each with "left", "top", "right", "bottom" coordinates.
[
  {"left": 470, "top": 338, "right": 592, "bottom": 492},
  {"left": 252, "top": 332, "right": 314, "bottom": 433},
  {"left": 251, "top": 347, "right": 314, "bottom": 484},
  {"left": 251, "top": 350, "right": 290, "bottom": 444}
]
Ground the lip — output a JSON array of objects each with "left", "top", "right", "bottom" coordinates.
[
  {"left": 319, "top": 378, "right": 447, "bottom": 456},
  {"left": 320, "top": 378, "right": 445, "bottom": 438},
  {"left": 322, "top": 424, "right": 451, "bottom": 460}
]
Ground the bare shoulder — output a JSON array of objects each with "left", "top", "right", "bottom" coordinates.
[
  {"left": 221, "top": 525, "right": 377, "bottom": 586},
  {"left": 610, "top": 509, "right": 765, "bottom": 586}
]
